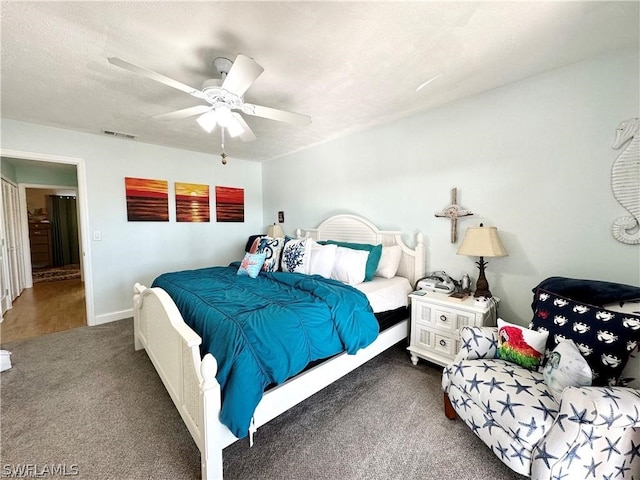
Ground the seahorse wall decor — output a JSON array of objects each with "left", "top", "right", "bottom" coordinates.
[{"left": 611, "top": 117, "right": 640, "bottom": 245}]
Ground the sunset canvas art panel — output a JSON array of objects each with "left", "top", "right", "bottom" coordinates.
[
  {"left": 125, "top": 177, "right": 169, "bottom": 221},
  {"left": 175, "top": 182, "right": 210, "bottom": 222},
  {"left": 215, "top": 186, "right": 244, "bottom": 222}
]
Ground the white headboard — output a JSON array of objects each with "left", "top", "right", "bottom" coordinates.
[{"left": 297, "top": 214, "right": 426, "bottom": 286}]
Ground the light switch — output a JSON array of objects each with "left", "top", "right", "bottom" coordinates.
[{"left": 93, "top": 231, "right": 102, "bottom": 241}]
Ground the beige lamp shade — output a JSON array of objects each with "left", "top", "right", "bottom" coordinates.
[
  {"left": 266, "top": 224, "right": 284, "bottom": 238},
  {"left": 457, "top": 226, "right": 507, "bottom": 258}
]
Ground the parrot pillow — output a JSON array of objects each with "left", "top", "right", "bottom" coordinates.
[{"left": 497, "top": 318, "right": 549, "bottom": 370}]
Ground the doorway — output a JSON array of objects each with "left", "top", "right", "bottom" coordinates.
[
  {"left": 26, "top": 188, "right": 81, "bottom": 281},
  {"left": 0, "top": 149, "right": 94, "bottom": 339},
  {"left": 2, "top": 182, "right": 85, "bottom": 343}
]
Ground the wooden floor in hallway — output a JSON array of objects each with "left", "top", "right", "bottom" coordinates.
[{"left": 1, "top": 279, "right": 86, "bottom": 344}]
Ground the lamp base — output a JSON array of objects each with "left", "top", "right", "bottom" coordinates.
[{"left": 474, "top": 256, "right": 493, "bottom": 298}]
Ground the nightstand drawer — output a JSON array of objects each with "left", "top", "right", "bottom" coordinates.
[
  {"left": 410, "top": 324, "right": 457, "bottom": 360},
  {"left": 433, "top": 307, "right": 457, "bottom": 331},
  {"left": 433, "top": 331, "right": 457, "bottom": 357},
  {"left": 434, "top": 308, "right": 482, "bottom": 331},
  {"left": 413, "top": 301, "right": 479, "bottom": 332}
]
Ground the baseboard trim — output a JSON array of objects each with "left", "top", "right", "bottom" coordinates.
[{"left": 92, "top": 309, "right": 133, "bottom": 326}]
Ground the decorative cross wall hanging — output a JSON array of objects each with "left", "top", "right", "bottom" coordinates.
[{"left": 435, "top": 187, "right": 473, "bottom": 243}]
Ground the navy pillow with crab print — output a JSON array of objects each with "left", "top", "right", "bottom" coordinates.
[{"left": 529, "top": 288, "right": 640, "bottom": 386}]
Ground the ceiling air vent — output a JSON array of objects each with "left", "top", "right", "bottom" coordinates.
[{"left": 102, "top": 129, "right": 137, "bottom": 140}]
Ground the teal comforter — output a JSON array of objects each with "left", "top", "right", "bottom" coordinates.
[{"left": 152, "top": 265, "right": 379, "bottom": 438}]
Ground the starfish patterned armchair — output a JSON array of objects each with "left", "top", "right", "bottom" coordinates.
[{"left": 441, "top": 277, "right": 640, "bottom": 479}]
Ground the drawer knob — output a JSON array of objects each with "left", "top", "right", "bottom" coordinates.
[
  {"left": 439, "top": 339, "right": 447, "bottom": 347},
  {"left": 440, "top": 315, "right": 447, "bottom": 322}
]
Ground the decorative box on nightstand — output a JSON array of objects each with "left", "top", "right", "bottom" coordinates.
[{"left": 407, "top": 291, "right": 498, "bottom": 367}]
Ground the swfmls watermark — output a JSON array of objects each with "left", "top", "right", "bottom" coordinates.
[{"left": 2, "top": 464, "right": 79, "bottom": 478}]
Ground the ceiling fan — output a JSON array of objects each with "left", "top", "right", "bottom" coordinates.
[{"left": 107, "top": 54, "right": 311, "bottom": 162}]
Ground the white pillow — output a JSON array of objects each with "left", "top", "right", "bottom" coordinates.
[
  {"left": 543, "top": 339, "right": 592, "bottom": 402},
  {"left": 280, "top": 238, "right": 311, "bottom": 274},
  {"left": 308, "top": 242, "right": 337, "bottom": 278},
  {"left": 331, "top": 246, "right": 368, "bottom": 285},
  {"left": 375, "top": 245, "right": 402, "bottom": 278}
]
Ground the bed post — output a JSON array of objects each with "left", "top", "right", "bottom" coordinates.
[
  {"left": 200, "top": 354, "right": 224, "bottom": 480},
  {"left": 133, "top": 284, "right": 145, "bottom": 351},
  {"left": 414, "top": 232, "right": 426, "bottom": 285}
]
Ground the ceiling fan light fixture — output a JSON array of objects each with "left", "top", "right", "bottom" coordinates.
[
  {"left": 226, "top": 118, "right": 244, "bottom": 138},
  {"left": 196, "top": 111, "right": 217, "bottom": 133},
  {"left": 214, "top": 106, "right": 233, "bottom": 127}
]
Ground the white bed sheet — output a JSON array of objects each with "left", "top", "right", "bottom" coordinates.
[{"left": 354, "top": 276, "right": 413, "bottom": 313}]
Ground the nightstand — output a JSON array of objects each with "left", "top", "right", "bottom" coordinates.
[{"left": 407, "top": 291, "right": 497, "bottom": 367}]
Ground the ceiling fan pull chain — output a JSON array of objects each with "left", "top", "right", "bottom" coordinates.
[{"left": 220, "top": 127, "right": 228, "bottom": 165}]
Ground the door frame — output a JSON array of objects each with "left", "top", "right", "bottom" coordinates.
[
  {"left": 0, "top": 148, "right": 95, "bottom": 326},
  {"left": 0, "top": 177, "right": 22, "bottom": 316}
]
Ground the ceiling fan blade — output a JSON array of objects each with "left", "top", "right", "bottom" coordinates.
[
  {"left": 154, "top": 105, "right": 211, "bottom": 120},
  {"left": 231, "top": 113, "right": 257, "bottom": 142},
  {"left": 243, "top": 103, "right": 311, "bottom": 126},
  {"left": 107, "top": 57, "right": 204, "bottom": 99},
  {"left": 221, "top": 54, "right": 264, "bottom": 97}
]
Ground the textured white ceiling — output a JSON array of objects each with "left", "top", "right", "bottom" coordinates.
[{"left": 1, "top": 1, "right": 638, "bottom": 162}]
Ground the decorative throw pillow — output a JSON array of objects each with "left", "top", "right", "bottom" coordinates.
[
  {"left": 308, "top": 242, "right": 337, "bottom": 278},
  {"left": 497, "top": 318, "right": 549, "bottom": 370},
  {"left": 237, "top": 252, "right": 266, "bottom": 278},
  {"left": 533, "top": 277, "right": 640, "bottom": 306},
  {"left": 618, "top": 345, "right": 640, "bottom": 389},
  {"left": 607, "top": 299, "right": 640, "bottom": 388},
  {"left": 280, "top": 238, "right": 311, "bottom": 274},
  {"left": 325, "top": 240, "right": 382, "bottom": 281},
  {"left": 543, "top": 339, "right": 592, "bottom": 402},
  {"left": 256, "top": 236, "right": 285, "bottom": 272},
  {"left": 331, "top": 246, "right": 369, "bottom": 285},
  {"left": 530, "top": 288, "right": 640, "bottom": 386},
  {"left": 604, "top": 298, "right": 640, "bottom": 316},
  {"left": 456, "top": 326, "right": 499, "bottom": 361},
  {"left": 375, "top": 245, "right": 402, "bottom": 279},
  {"left": 248, "top": 236, "right": 263, "bottom": 254},
  {"left": 245, "top": 234, "right": 264, "bottom": 253}
]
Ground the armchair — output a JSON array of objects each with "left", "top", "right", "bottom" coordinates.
[
  {"left": 533, "top": 386, "right": 640, "bottom": 479},
  {"left": 442, "top": 278, "right": 640, "bottom": 479}
]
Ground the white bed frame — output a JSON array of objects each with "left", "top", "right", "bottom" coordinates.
[{"left": 132, "top": 214, "right": 425, "bottom": 480}]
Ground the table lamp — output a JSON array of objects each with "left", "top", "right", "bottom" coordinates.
[
  {"left": 456, "top": 224, "right": 507, "bottom": 298},
  {"left": 266, "top": 223, "right": 284, "bottom": 238}
]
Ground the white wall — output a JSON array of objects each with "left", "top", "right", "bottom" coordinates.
[
  {"left": 263, "top": 48, "right": 640, "bottom": 325},
  {"left": 0, "top": 122, "right": 263, "bottom": 323}
]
